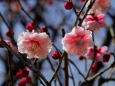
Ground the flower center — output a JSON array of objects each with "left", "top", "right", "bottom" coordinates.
[
  {"left": 27, "top": 40, "right": 40, "bottom": 52},
  {"left": 75, "top": 38, "right": 84, "bottom": 48}
]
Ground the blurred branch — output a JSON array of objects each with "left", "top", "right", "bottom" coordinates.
[
  {"left": 17, "top": 0, "right": 33, "bottom": 20},
  {"left": 98, "top": 77, "right": 115, "bottom": 86}
]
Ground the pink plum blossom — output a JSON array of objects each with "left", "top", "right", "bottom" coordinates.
[
  {"left": 85, "top": 46, "right": 108, "bottom": 62},
  {"left": 62, "top": 26, "right": 93, "bottom": 55},
  {"left": 17, "top": 32, "right": 52, "bottom": 59},
  {"left": 83, "top": 14, "right": 105, "bottom": 31},
  {"left": 87, "top": 0, "right": 110, "bottom": 13}
]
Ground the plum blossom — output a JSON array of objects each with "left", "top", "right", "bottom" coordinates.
[
  {"left": 86, "top": 46, "right": 108, "bottom": 62},
  {"left": 62, "top": 26, "right": 93, "bottom": 55},
  {"left": 17, "top": 32, "right": 52, "bottom": 59},
  {"left": 87, "top": 0, "right": 110, "bottom": 13},
  {"left": 83, "top": 14, "right": 105, "bottom": 31}
]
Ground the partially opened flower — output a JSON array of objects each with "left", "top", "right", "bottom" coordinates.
[
  {"left": 86, "top": 46, "right": 108, "bottom": 62},
  {"left": 62, "top": 26, "right": 93, "bottom": 55},
  {"left": 17, "top": 32, "right": 52, "bottom": 59},
  {"left": 87, "top": 0, "right": 110, "bottom": 13},
  {"left": 83, "top": 14, "right": 105, "bottom": 31}
]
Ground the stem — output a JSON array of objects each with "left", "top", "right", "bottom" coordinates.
[
  {"left": 64, "top": 52, "right": 68, "bottom": 86},
  {"left": 7, "top": 49, "right": 13, "bottom": 86},
  {"left": 47, "top": 57, "right": 62, "bottom": 86},
  {"left": 0, "top": 13, "right": 11, "bottom": 29},
  {"left": 69, "top": 59, "right": 85, "bottom": 79},
  {"left": 74, "top": 0, "right": 89, "bottom": 26},
  {"left": 49, "top": 28, "right": 66, "bottom": 84},
  {"left": 69, "top": 64, "right": 76, "bottom": 86},
  {"left": 49, "top": 51, "right": 66, "bottom": 83}
]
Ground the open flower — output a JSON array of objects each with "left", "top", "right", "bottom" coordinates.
[
  {"left": 86, "top": 46, "right": 108, "bottom": 62},
  {"left": 62, "top": 26, "right": 93, "bottom": 55},
  {"left": 17, "top": 32, "right": 52, "bottom": 59},
  {"left": 83, "top": 14, "right": 105, "bottom": 31}
]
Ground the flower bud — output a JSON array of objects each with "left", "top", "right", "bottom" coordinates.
[
  {"left": 26, "top": 21, "right": 35, "bottom": 32},
  {"left": 16, "top": 68, "right": 29, "bottom": 78},
  {"left": 18, "top": 80, "right": 26, "bottom": 86},
  {"left": 80, "top": 0, "right": 85, "bottom": 2},
  {"left": 22, "top": 76, "right": 31, "bottom": 83},
  {"left": 78, "top": 56, "right": 85, "bottom": 60},
  {"left": 52, "top": 51, "right": 62, "bottom": 59},
  {"left": 103, "top": 52, "right": 111, "bottom": 62},
  {"left": 90, "top": 64, "right": 98, "bottom": 72},
  {"left": 64, "top": 1, "right": 73, "bottom": 10},
  {"left": 6, "top": 29, "right": 14, "bottom": 38},
  {"left": 39, "top": 26, "right": 50, "bottom": 36}
]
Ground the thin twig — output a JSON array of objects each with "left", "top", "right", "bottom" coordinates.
[
  {"left": 85, "top": 31, "right": 96, "bottom": 79},
  {"left": 78, "top": 0, "right": 96, "bottom": 26},
  {"left": 17, "top": 0, "right": 33, "bottom": 20},
  {"left": 49, "top": 51, "right": 66, "bottom": 83},
  {"left": 80, "top": 61, "right": 115, "bottom": 86},
  {"left": 74, "top": 0, "right": 89, "bottom": 26},
  {"left": 69, "top": 64, "right": 76, "bottom": 86},
  {"left": 0, "top": 13, "right": 11, "bottom": 29},
  {"left": 69, "top": 59, "right": 85, "bottom": 79},
  {"left": 47, "top": 57, "right": 62, "bottom": 86}
]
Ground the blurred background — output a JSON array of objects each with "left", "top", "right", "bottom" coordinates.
[{"left": 0, "top": 0, "right": 115, "bottom": 86}]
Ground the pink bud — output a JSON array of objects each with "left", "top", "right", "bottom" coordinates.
[
  {"left": 52, "top": 51, "right": 62, "bottom": 59},
  {"left": 39, "top": 26, "right": 50, "bottom": 36},
  {"left": 90, "top": 64, "right": 98, "bottom": 72},
  {"left": 22, "top": 76, "right": 31, "bottom": 83},
  {"left": 78, "top": 56, "right": 85, "bottom": 60},
  {"left": 18, "top": 80, "right": 26, "bottom": 86},
  {"left": 46, "top": 1, "right": 53, "bottom": 5},
  {"left": 16, "top": 68, "right": 29, "bottom": 78},
  {"left": 26, "top": 21, "right": 35, "bottom": 32},
  {"left": 103, "top": 52, "right": 111, "bottom": 62},
  {"left": 6, "top": 29, "right": 14, "bottom": 38},
  {"left": 80, "top": 0, "right": 85, "bottom": 2},
  {"left": 64, "top": 1, "right": 73, "bottom": 10}
]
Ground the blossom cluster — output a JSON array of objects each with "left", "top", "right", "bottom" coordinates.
[
  {"left": 62, "top": 0, "right": 111, "bottom": 63},
  {"left": 17, "top": 0, "right": 111, "bottom": 63}
]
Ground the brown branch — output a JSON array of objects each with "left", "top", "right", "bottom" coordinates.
[
  {"left": 98, "top": 77, "right": 115, "bottom": 86},
  {"left": 0, "top": 41, "right": 50, "bottom": 86},
  {"left": 64, "top": 52, "right": 68, "bottom": 86},
  {"left": 7, "top": 49, "right": 13, "bottom": 86},
  {"left": 80, "top": 61, "right": 115, "bottom": 86}
]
